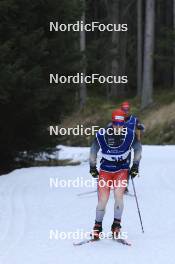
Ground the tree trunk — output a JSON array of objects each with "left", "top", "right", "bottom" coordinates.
[
  {"left": 137, "top": 0, "right": 143, "bottom": 98},
  {"left": 109, "top": 0, "right": 120, "bottom": 97},
  {"left": 141, "top": 0, "right": 155, "bottom": 109},
  {"left": 79, "top": 1, "right": 87, "bottom": 109}
]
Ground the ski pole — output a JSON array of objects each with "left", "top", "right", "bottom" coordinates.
[
  {"left": 77, "top": 190, "right": 97, "bottom": 196},
  {"left": 131, "top": 177, "right": 144, "bottom": 233}
]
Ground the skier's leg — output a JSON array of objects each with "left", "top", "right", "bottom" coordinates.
[
  {"left": 92, "top": 170, "right": 112, "bottom": 239},
  {"left": 112, "top": 169, "right": 128, "bottom": 238},
  {"left": 114, "top": 186, "right": 125, "bottom": 220},
  {"left": 95, "top": 170, "right": 111, "bottom": 222}
]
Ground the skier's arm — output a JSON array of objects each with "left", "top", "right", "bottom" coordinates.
[
  {"left": 89, "top": 138, "right": 100, "bottom": 167},
  {"left": 130, "top": 136, "right": 142, "bottom": 178},
  {"left": 89, "top": 138, "right": 100, "bottom": 177},
  {"left": 132, "top": 136, "right": 142, "bottom": 166},
  {"left": 135, "top": 117, "right": 145, "bottom": 141},
  {"left": 135, "top": 117, "right": 145, "bottom": 131}
]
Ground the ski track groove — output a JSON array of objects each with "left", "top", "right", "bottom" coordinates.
[
  {"left": 0, "top": 147, "right": 174, "bottom": 264},
  {"left": 0, "top": 179, "right": 27, "bottom": 261}
]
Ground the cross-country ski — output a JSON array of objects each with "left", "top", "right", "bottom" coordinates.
[{"left": 73, "top": 237, "right": 131, "bottom": 246}]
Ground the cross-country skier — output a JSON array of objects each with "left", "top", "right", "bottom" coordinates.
[
  {"left": 105, "top": 101, "right": 144, "bottom": 193},
  {"left": 121, "top": 101, "right": 145, "bottom": 141},
  {"left": 120, "top": 101, "right": 144, "bottom": 192},
  {"left": 89, "top": 109, "right": 142, "bottom": 240}
]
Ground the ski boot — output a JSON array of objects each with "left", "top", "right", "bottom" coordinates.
[
  {"left": 91, "top": 222, "right": 102, "bottom": 240},
  {"left": 111, "top": 220, "right": 121, "bottom": 239}
]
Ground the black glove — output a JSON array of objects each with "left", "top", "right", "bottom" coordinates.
[
  {"left": 90, "top": 166, "right": 99, "bottom": 178},
  {"left": 130, "top": 164, "right": 139, "bottom": 178}
]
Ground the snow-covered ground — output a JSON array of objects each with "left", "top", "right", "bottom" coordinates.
[
  {"left": 0, "top": 146, "right": 175, "bottom": 264},
  {"left": 36, "top": 145, "right": 90, "bottom": 162}
]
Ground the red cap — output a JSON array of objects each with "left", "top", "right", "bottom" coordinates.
[
  {"left": 112, "top": 109, "right": 126, "bottom": 125},
  {"left": 121, "top": 101, "right": 130, "bottom": 112}
]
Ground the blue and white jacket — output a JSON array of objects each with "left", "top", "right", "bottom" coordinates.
[
  {"left": 89, "top": 124, "right": 142, "bottom": 172},
  {"left": 125, "top": 115, "right": 145, "bottom": 132}
]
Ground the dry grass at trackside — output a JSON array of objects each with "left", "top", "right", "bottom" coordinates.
[
  {"left": 143, "top": 102, "right": 175, "bottom": 130},
  {"left": 59, "top": 90, "right": 175, "bottom": 145}
]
